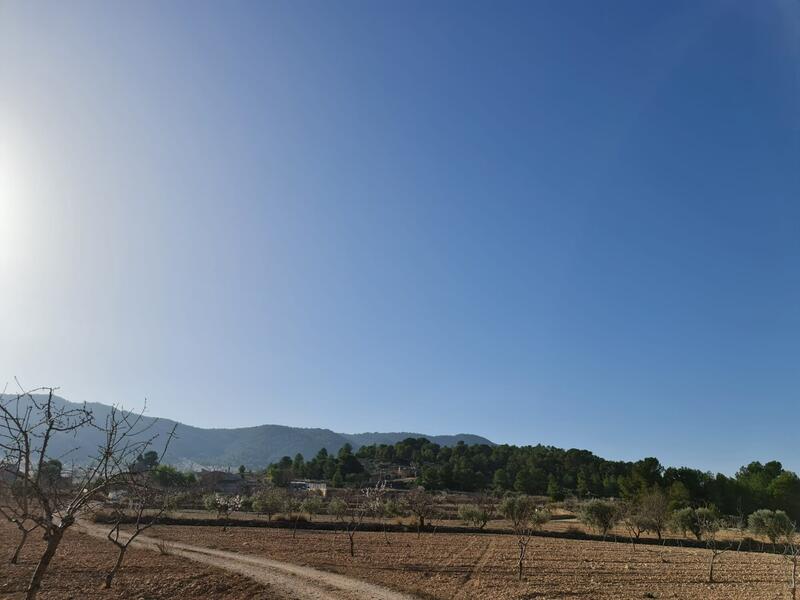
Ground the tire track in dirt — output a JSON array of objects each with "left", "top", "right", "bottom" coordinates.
[
  {"left": 78, "top": 521, "right": 419, "bottom": 600},
  {"left": 452, "top": 536, "right": 497, "bottom": 599},
  {"left": 440, "top": 535, "right": 479, "bottom": 570}
]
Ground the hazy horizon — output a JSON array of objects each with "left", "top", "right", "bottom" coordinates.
[{"left": 2, "top": 1, "right": 799, "bottom": 475}]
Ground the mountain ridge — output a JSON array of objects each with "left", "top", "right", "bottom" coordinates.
[{"left": 2, "top": 394, "right": 494, "bottom": 470}]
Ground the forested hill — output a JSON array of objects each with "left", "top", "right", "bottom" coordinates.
[
  {"left": 273, "top": 437, "right": 800, "bottom": 521},
  {"left": 1, "top": 394, "right": 493, "bottom": 469}
]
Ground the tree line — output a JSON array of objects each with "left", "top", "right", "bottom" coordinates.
[{"left": 272, "top": 437, "right": 800, "bottom": 521}]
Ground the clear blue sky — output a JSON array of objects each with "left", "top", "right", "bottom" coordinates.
[{"left": 1, "top": 1, "right": 798, "bottom": 474}]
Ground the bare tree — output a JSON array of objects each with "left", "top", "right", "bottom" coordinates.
[
  {"left": 404, "top": 487, "right": 436, "bottom": 536},
  {"left": 0, "top": 478, "right": 41, "bottom": 564},
  {"left": 622, "top": 502, "right": 648, "bottom": 551},
  {"left": 638, "top": 488, "right": 670, "bottom": 541},
  {"left": 363, "top": 480, "right": 391, "bottom": 544},
  {"left": 332, "top": 484, "right": 382, "bottom": 557},
  {"left": 0, "top": 386, "right": 172, "bottom": 600},
  {"left": 101, "top": 423, "right": 176, "bottom": 590},
  {"left": 102, "top": 487, "right": 170, "bottom": 589},
  {"left": 697, "top": 511, "right": 728, "bottom": 584},
  {"left": 782, "top": 525, "right": 800, "bottom": 600},
  {"left": 499, "top": 495, "right": 550, "bottom": 581}
]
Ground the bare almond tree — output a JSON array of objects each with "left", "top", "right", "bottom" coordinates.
[
  {"left": 638, "top": 488, "right": 670, "bottom": 541},
  {"left": 0, "top": 472, "right": 41, "bottom": 564},
  {"left": 697, "top": 511, "right": 729, "bottom": 584},
  {"left": 363, "top": 480, "right": 390, "bottom": 544},
  {"left": 102, "top": 487, "right": 170, "bottom": 589},
  {"left": 404, "top": 487, "right": 436, "bottom": 537},
  {"left": 0, "top": 385, "right": 171, "bottom": 600},
  {"left": 333, "top": 484, "right": 383, "bottom": 557},
  {"left": 203, "top": 493, "right": 243, "bottom": 531},
  {"left": 622, "top": 501, "right": 648, "bottom": 551},
  {"left": 102, "top": 423, "right": 176, "bottom": 590},
  {"left": 783, "top": 526, "right": 800, "bottom": 600},
  {"left": 499, "top": 495, "right": 550, "bottom": 581}
]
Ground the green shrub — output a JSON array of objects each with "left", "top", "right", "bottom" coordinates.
[
  {"left": 580, "top": 499, "right": 619, "bottom": 539},
  {"left": 748, "top": 509, "right": 794, "bottom": 544}
]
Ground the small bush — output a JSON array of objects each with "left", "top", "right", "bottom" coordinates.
[
  {"left": 155, "top": 539, "right": 172, "bottom": 555},
  {"left": 458, "top": 504, "right": 491, "bottom": 529}
]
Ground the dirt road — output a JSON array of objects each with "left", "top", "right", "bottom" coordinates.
[{"left": 77, "top": 521, "right": 418, "bottom": 600}]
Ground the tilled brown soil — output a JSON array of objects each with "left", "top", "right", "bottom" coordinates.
[
  {"left": 0, "top": 520, "right": 279, "bottom": 599},
  {"left": 141, "top": 524, "right": 794, "bottom": 599}
]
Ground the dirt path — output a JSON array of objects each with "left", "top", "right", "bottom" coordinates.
[{"left": 77, "top": 521, "right": 419, "bottom": 600}]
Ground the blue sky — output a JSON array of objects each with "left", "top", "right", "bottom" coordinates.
[{"left": 0, "top": 1, "right": 798, "bottom": 474}]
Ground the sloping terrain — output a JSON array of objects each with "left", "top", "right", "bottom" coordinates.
[{"left": 1, "top": 394, "right": 493, "bottom": 469}]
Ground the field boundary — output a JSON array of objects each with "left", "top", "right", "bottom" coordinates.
[{"left": 93, "top": 512, "right": 775, "bottom": 554}]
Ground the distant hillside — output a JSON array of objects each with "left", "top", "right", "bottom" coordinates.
[
  {"left": 344, "top": 431, "right": 492, "bottom": 448},
  {"left": 2, "top": 394, "right": 493, "bottom": 470}
]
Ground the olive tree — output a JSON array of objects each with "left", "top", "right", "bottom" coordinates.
[
  {"left": 580, "top": 499, "right": 620, "bottom": 540},
  {"left": 252, "top": 488, "right": 287, "bottom": 521},
  {"left": 671, "top": 506, "right": 717, "bottom": 541},
  {"left": 748, "top": 509, "right": 794, "bottom": 548},
  {"left": 284, "top": 493, "right": 303, "bottom": 539},
  {"left": 300, "top": 495, "right": 323, "bottom": 522},
  {"left": 499, "top": 495, "right": 550, "bottom": 580},
  {"left": 459, "top": 494, "right": 497, "bottom": 530}
]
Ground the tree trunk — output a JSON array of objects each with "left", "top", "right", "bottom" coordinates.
[
  {"left": 708, "top": 553, "right": 715, "bottom": 584},
  {"left": 382, "top": 520, "right": 391, "bottom": 545},
  {"left": 517, "top": 540, "right": 526, "bottom": 581},
  {"left": 348, "top": 532, "right": 355, "bottom": 557},
  {"left": 104, "top": 546, "right": 127, "bottom": 589},
  {"left": 11, "top": 528, "right": 29, "bottom": 565},
  {"left": 26, "top": 527, "right": 64, "bottom": 600}
]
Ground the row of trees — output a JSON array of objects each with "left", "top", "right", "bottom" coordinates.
[
  {"left": 198, "top": 481, "right": 800, "bottom": 591},
  {"left": 579, "top": 496, "right": 800, "bottom": 587}
]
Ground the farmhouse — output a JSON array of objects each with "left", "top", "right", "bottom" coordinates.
[
  {"left": 197, "top": 470, "right": 251, "bottom": 495},
  {"left": 289, "top": 480, "right": 327, "bottom": 496}
]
